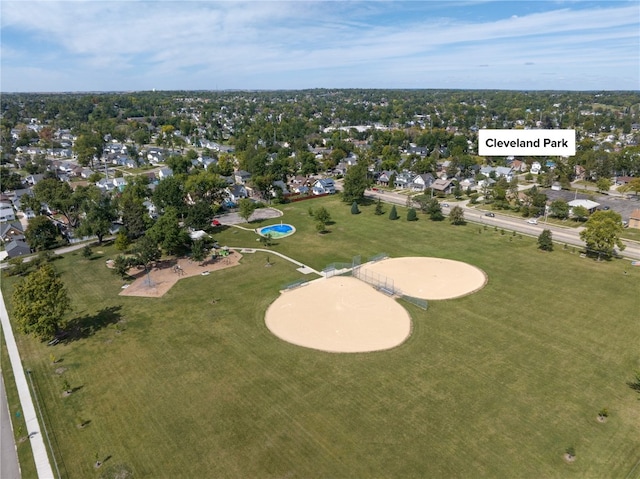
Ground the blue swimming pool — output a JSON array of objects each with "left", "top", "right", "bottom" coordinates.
[{"left": 257, "top": 223, "right": 296, "bottom": 238}]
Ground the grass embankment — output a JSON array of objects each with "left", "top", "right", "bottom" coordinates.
[{"left": 2, "top": 195, "right": 639, "bottom": 478}]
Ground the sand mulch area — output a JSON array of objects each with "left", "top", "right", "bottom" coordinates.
[
  {"left": 265, "top": 276, "right": 412, "bottom": 353},
  {"left": 119, "top": 250, "right": 242, "bottom": 298},
  {"left": 361, "top": 257, "right": 487, "bottom": 300}
]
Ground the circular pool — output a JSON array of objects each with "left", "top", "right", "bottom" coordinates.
[{"left": 257, "top": 223, "right": 296, "bottom": 239}]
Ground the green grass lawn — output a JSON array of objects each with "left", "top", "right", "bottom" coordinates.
[{"left": 2, "top": 196, "right": 640, "bottom": 478}]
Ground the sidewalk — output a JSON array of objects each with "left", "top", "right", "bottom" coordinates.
[{"left": 0, "top": 290, "right": 55, "bottom": 478}]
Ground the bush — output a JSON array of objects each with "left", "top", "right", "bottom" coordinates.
[
  {"left": 351, "top": 201, "right": 360, "bottom": 215},
  {"left": 389, "top": 205, "right": 398, "bottom": 220},
  {"left": 406, "top": 208, "right": 417, "bottom": 221}
]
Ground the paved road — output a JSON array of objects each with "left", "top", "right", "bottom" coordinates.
[
  {"left": 361, "top": 188, "right": 640, "bottom": 261},
  {"left": 1, "top": 373, "right": 21, "bottom": 479}
]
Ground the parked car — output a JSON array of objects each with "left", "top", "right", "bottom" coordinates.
[
  {"left": 527, "top": 218, "right": 538, "bottom": 224},
  {"left": 441, "top": 203, "right": 449, "bottom": 207},
  {"left": 484, "top": 212, "right": 495, "bottom": 217}
]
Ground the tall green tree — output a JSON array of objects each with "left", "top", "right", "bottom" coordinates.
[
  {"left": 33, "top": 179, "right": 88, "bottom": 228},
  {"left": 550, "top": 199, "right": 569, "bottom": 219},
  {"left": 74, "top": 132, "right": 104, "bottom": 168},
  {"left": 148, "top": 207, "right": 189, "bottom": 255},
  {"left": 579, "top": 210, "right": 625, "bottom": 257},
  {"left": 12, "top": 263, "right": 71, "bottom": 340},
  {"left": 342, "top": 162, "right": 369, "bottom": 203},
  {"left": 315, "top": 206, "right": 332, "bottom": 232},
  {"left": 25, "top": 215, "right": 59, "bottom": 251},
  {"left": 76, "top": 194, "right": 117, "bottom": 244},
  {"left": 538, "top": 229, "right": 554, "bottom": 251},
  {"left": 238, "top": 198, "right": 257, "bottom": 222},
  {"left": 449, "top": 206, "right": 465, "bottom": 225}
]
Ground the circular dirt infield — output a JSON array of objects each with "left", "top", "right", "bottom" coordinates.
[
  {"left": 361, "top": 257, "right": 486, "bottom": 300},
  {"left": 265, "top": 276, "right": 412, "bottom": 353}
]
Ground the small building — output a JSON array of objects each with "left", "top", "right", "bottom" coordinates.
[
  {"left": 568, "top": 199, "right": 600, "bottom": 214},
  {"left": 0, "top": 221, "right": 24, "bottom": 243}
]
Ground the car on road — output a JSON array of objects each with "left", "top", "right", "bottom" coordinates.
[
  {"left": 484, "top": 212, "right": 495, "bottom": 217},
  {"left": 441, "top": 203, "right": 449, "bottom": 207},
  {"left": 527, "top": 218, "right": 538, "bottom": 225}
]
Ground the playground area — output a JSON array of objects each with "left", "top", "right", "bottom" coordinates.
[
  {"left": 118, "top": 249, "right": 241, "bottom": 298},
  {"left": 266, "top": 256, "right": 487, "bottom": 353}
]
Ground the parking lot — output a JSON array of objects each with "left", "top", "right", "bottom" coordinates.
[{"left": 543, "top": 188, "right": 640, "bottom": 221}]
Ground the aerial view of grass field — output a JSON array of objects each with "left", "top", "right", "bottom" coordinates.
[{"left": 2, "top": 195, "right": 639, "bottom": 478}]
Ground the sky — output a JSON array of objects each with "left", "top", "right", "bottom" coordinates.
[{"left": 1, "top": 1, "right": 639, "bottom": 92}]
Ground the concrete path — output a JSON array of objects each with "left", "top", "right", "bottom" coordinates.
[
  {"left": 0, "top": 290, "right": 55, "bottom": 478},
  {"left": 232, "top": 247, "right": 323, "bottom": 276},
  {"left": 1, "top": 373, "right": 21, "bottom": 479}
]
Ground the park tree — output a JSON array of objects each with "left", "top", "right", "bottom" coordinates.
[
  {"left": 152, "top": 175, "right": 186, "bottom": 214},
  {"left": 579, "top": 210, "right": 625, "bottom": 257},
  {"left": 342, "top": 162, "right": 369, "bottom": 203},
  {"left": 76, "top": 194, "right": 117, "bottom": 244},
  {"left": 132, "top": 234, "right": 161, "bottom": 275},
  {"left": 238, "top": 198, "right": 257, "bottom": 222},
  {"left": 374, "top": 198, "right": 384, "bottom": 215},
  {"left": 449, "top": 205, "right": 465, "bottom": 225},
  {"left": 33, "top": 178, "right": 86, "bottom": 228},
  {"left": 406, "top": 208, "right": 417, "bottom": 221},
  {"left": 596, "top": 177, "right": 612, "bottom": 193},
  {"left": 420, "top": 198, "right": 444, "bottom": 221},
  {"left": 119, "top": 196, "right": 149, "bottom": 239},
  {"left": 12, "top": 263, "right": 71, "bottom": 340},
  {"left": 620, "top": 177, "right": 640, "bottom": 197},
  {"left": 351, "top": 201, "right": 360, "bottom": 214},
  {"left": 550, "top": 199, "right": 570, "bottom": 219},
  {"left": 191, "top": 239, "right": 206, "bottom": 264},
  {"left": 571, "top": 205, "right": 589, "bottom": 222},
  {"left": 25, "top": 215, "right": 59, "bottom": 251},
  {"left": 538, "top": 229, "right": 554, "bottom": 251},
  {"left": 114, "top": 230, "right": 131, "bottom": 251},
  {"left": 388, "top": 205, "right": 399, "bottom": 220},
  {"left": 148, "top": 207, "right": 190, "bottom": 255},
  {"left": 315, "top": 206, "right": 331, "bottom": 232},
  {"left": 185, "top": 201, "right": 214, "bottom": 230}
]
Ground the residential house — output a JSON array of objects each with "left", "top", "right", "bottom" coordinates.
[
  {"left": 568, "top": 199, "right": 600, "bottom": 214},
  {"left": 410, "top": 173, "right": 435, "bottom": 192},
  {"left": 510, "top": 160, "right": 528, "bottom": 172},
  {"left": 530, "top": 161, "right": 542, "bottom": 174},
  {"left": 234, "top": 170, "right": 252, "bottom": 185},
  {"left": 312, "top": 178, "right": 336, "bottom": 195},
  {"left": 0, "top": 222, "right": 24, "bottom": 243},
  {"left": 377, "top": 170, "right": 396, "bottom": 187},
  {"left": 495, "top": 166, "right": 514, "bottom": 182},
  {"left": 394, "top": 171, "right": 414, "bottom": 189},
  {"left": 158, "top": 167, "right": 173, "bottom": 180},
  {"left": 225, "top": 184, "right": 248, "bottom": 204},
  {"left": 272, "top": 180, "right": 290, "bottom": 197},
  {"left": 431, "top": 178, "right": 455, "bottom": 195},
  {"left": 0, "top": 203, "right": 16, "bottom": 222},
  {"left": 6, "top": 240, "right": 31, "bottom": 259}
]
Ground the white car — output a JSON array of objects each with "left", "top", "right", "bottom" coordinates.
[{"left": 527, "top": 218, "right": 538, "bottom": 225}]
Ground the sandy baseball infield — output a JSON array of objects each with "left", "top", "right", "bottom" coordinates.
[
  {"left": 265, "top": 257, "right": 486, "bottom": 352},
  {"left": 360, "top": 257, "right": 487, "bottom": 300},
  {"left": 265, "top": 276, "right": 412, "bottom": 353}
]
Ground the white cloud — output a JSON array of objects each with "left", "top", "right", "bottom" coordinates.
[{"left": 1, "top": 1, "right": 638, "bottom": 91}]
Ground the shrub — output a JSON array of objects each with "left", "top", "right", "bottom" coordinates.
[
  {"left": 389, "top": 205, "right": 398, "bottom": 220},
  {"left": 351, "top": 201, "right": 360, "bottom": 215},
  {"left": 406, "top": 208, "right": 417, "bottom": 221}
]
